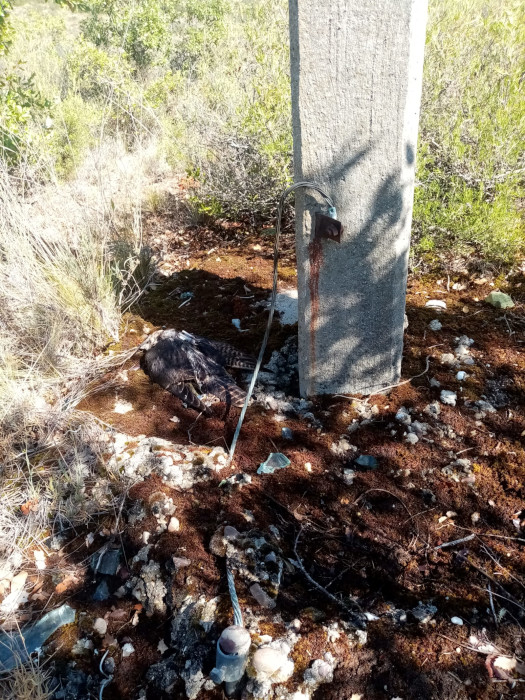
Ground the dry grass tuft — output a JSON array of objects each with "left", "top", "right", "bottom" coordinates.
[{"left": 0, "top": 658, "right": 53, "bottom": 700}]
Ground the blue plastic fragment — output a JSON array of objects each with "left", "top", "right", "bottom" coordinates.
[
  {"left": 281, "top": 427, "right": 293, "bottom": 440},
  {"left": 0, "top": 604, "right": 76, "bottom": 671},
  {"left": 257, "top": 453, "right": 290, "bottom": 475},
  {"left": 354, "top": 455, "right": 378, "bottom": 470},
  {"left": 180, "top": 291, "right": 194, "bottom": 300}
]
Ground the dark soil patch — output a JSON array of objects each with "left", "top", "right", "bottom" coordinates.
[{"left": 19, "top": 217, "right": 525, "bottom": 699}]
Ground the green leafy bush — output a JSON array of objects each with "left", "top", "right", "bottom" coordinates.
[
  {"left": 0, "top": 69, "right": 51, "bottom": 163},
  {"left": 413, "top": 0, "right": 525, "bottom": 264}
]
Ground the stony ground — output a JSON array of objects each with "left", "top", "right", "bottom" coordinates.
[{"left": 1, "top": 194, "right": 525, "bottom": 699}]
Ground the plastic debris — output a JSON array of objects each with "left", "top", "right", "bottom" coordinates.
[
  {"left": 91, "top": 548, "right": 122, "bottom": 576},
  {"left": 485, "top": 291, "right": 514, "bottom": 309},
  {"left": 93, "top": 579, "right": 110, "bottom": 601},
  {"left": 425, "top": 299, "right": 447, "bottom": 309},
  {"left": 250, "top": 583, "right": 277, "bottom": 609},
  {"left": 281, "top": 427, "right": 293, "bottom": 440},
  {"left": 451, "top": 616, "right": 463, "bottom": 626},
  {"left": 0, "top": 603, "right": 75, "bottom": 671},
  {"left": 231, "top": 318, "right": 242, "bottom": 330},
  {"left": 210, "top": 625, "right": 251, "bottom": 687},
  {"left": 180, "top": 291, "right": 194, "bottom": 300},
  {"left": 257, "top": 453, "right": 290, "bottom": 475},
  {"left": 354, "top": 455, "right": 378, "bottom": 470}
]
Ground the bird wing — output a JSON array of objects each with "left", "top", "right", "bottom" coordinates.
[
  {"left": 181, "top": 331, "right": 256, "bottom": 370},
  {"left": 163, "top": 382, "right": 213, "bottom": 415},
  {"left": 199, "top": 374, "right": 247, "bottom": 408},
  {"left": 140, "top": 337, "right": 196, "bottom": 387}
]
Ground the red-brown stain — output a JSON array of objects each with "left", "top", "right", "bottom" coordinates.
[{"left": 308, "top": 237, "right": 323, "bottom": 391}]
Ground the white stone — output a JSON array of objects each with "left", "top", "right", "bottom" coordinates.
[
  {"left": 93, "top": 617, "right": 107, "bottom": 635},
  {"left": 122, "top": 642, "right": 135, "bottom": 657},
  {"left": 451, "top": 616, "right": 463, "bottom": 626},
  {"left": 440, "top": 390, "right": 457, "bottom": 406},
  {"left": 168, "top": 517, "right": 180, "bottom": 533},
  {"left": 113, "top": 400, "right": 133, "bottom": 414},
  {"left": 429, "top": 319, "right": 442, "bottom": 331}
]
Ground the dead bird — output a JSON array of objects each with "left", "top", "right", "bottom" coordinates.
[{"left": 138, "top": 329, "right": 256, "bottom": 415}]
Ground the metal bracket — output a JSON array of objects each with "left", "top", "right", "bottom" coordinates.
[{"left": 315, "top": 212, "right": 343, "bottom": 243}]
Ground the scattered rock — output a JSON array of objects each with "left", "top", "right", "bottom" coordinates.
[
  {"left": 281, "top": 427, "right": 293, "bottom": 440},
  {"left": 114, "top": 399, "right": 133, "bottom": 414},
  {"left": 441, "top": 353, "right": 456, "bottom": 366},
  {"left": 157, "top": 639, "right": 169, "bottom": 654},
  {"left": 456, "top": 371, "right": 467, "bottom": 381},
  {"left": 330, "top": 438, "right": 357, "bottom": 458},
  {"left": 411, "top": 602, "right": 437, "bottom": 624},
  {"left": 343, "top": 468, "right": 356, "bottom": 485},
  {"left": 168, "top": 517, "right": 180, "bottom": 533},
  {"left": 440, "top": 390, "right": 457, "bottom": 406},
  {"left": 250, "top": 646, "right": 294, "bottom": 683},
  {"left": 485, "top": 291, "right": 514, "bottom": 309},
  {"left": 395, "top": 407, "right": 411, "bottom": 425},
  {"left": 405, "top": 433, "right": 419, "bottom": 445},
  {"left": 71, "top": 638, "right": 94, "bottom": 656},
  {"left": 451, "top": 616, "right": 463, "bottom": 626},
  {"left": 122, "top": 642, "right": 135, "bottom": 657},
  {"left": 429, "top": 319, "right": 442, "bottom": 331},
  {"left": 424, "top": 402, "right": 440, "bottom": 418},
  {"left": 93, "top": 618, "right": 107, "bottom": 636}
]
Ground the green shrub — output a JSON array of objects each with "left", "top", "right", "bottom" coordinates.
[
  {"left": 413, "top": 0, "right": 525, "bottom": 265},
  {"left": 0, "top": 70, "right": 51, "bottom": 164},
  {"left": 47, "top": 94, "right": 101, "bottom": 177}
]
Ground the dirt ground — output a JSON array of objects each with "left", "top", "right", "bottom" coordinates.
[{"left": 12, "top": 200, "right": 525, "bottom": 699}]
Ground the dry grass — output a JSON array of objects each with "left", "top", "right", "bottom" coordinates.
[
  {"left": 0, "top": 658, "right": 53, "bottom": 700},
  {"left": 0, "top": 137, "right": 157, "bottom": 586}
]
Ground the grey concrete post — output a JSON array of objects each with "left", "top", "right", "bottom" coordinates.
[{"left": 289, "top": 0, "right": 427, "bottom": 396}]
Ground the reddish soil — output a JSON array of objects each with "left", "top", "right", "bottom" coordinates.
[{"left": 33, "top": 211, "right": 525, "bottom": 698}]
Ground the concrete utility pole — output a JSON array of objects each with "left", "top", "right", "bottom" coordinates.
[{"left": 289, "top": 0, "right": 427, "bottom": 396}]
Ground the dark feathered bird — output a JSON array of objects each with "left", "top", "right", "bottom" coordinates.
[{"left": 138, "top": 329, "right": 256, "bottom": 415}]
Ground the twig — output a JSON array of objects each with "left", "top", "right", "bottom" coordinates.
[
  {"left": 293, "top": 527, "right": 364, "bottom": 629},
  {"left": 434, "top": 534, "right": 476, "bottom": 550},
  {"left": 453, "top": 525, "right": 525, "bottom": 545},
  {"left": 480, "top": 543, "right": 525, "bottom": 591},
  {"left": 488, "top": 583, "right": 498, "bottom": 627},
  {"left": 471, "top": 585, "right": 525, "bottom": 615}
]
